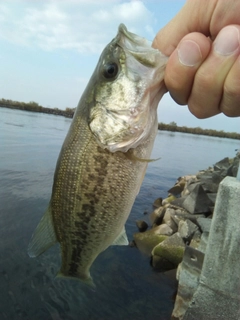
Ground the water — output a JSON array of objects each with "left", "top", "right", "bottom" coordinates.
[{"left": 0, "top": 108, "right": 238, "bottom": 320}]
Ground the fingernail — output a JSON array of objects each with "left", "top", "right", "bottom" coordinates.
[
  {"left": 177, "top": 40, "right": 202, "bottom": 67},
  {"left": 214, "top": 26, "right": 240, "bottom": 55}
]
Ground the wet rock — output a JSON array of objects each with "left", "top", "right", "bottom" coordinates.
[
  {"left": 151, "top": 254, "right": 176, "bottom": 271},
  {"left": 162, "top": 195, "right": 176, "bottom": 205},
  {"left": 149, "top": 206, "right": 165, "bottom": 226},
  {"left": 155, "top": 224, "right": 173, "bottom": 236},
  {"left": 152, "top": 232, "right": 185, "bottom": 270},
  {"left": 133, "top": 228, "right": 168, "bottom": 256},
  {"left": 182, "top": 184, "right": 213, "bottom": 214},
  {"left": 135, "top": 220, "right": 148, "bottom": 232},
  {"left": 152, "top": 197, "right": 162, "bottom": 208},
  {"left": 178, "top": 219, "right": 199, "bottom": 243},
  {"left": 163, "top": 208, "right": 178, "bottom": 232}
]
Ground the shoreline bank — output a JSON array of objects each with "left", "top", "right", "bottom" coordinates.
[{"left": 1, "top": 102, "right": 239, "bottom": 140}]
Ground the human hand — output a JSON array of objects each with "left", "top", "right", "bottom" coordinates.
[{"left": 153, "top": 0, "right": 240, "bottom": 118}]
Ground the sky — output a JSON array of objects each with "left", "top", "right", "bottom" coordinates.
[{"left": 0, "top": 0, "right": 239, "bottom": 133}]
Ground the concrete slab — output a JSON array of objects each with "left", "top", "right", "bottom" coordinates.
[{"left": 183, "top": 176, "right": 240, "bottom": 320}]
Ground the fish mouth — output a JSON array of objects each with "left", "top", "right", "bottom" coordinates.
[{"left": 117, "top": 24, "right": 159, "bottom": 68}]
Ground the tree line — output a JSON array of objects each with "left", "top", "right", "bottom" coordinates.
[
  {"left": 0, "top": 98, "right": 75, "bottom": 118},
  {"left": 158, "top": 121, "right": 240, "bottom": 140},
  {"left": 0, "top": 98, "right": 239, "bottom": 140}
]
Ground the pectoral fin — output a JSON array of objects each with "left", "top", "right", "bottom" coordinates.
[
  {"left": 112, "top": 227, "right": 129, "bottom": 246},
  {"left": 28, "top": 205, "right": 57, "bottom": 257},
  {"left": 126, "top": 150, "right": 160, "bottom": 163}
]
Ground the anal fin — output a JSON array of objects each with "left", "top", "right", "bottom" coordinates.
[
  {"left": 28, "top": 205, "right": 57, "bottom": 257},
  {"left": 112, "top": 227, "right": 129, "bottom": 246}
]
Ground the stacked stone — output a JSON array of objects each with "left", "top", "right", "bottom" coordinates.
[{"left": 133, "top": 153, "right": 240, "bottom": 272}]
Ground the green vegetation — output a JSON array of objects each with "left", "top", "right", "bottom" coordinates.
[
  {"left": 0, "top": 98, "right": 75, "bottom": 118},
  {"left": 158, "top": 122, "right": 240, "bottom": 140}
]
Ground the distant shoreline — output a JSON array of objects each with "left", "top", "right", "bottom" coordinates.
[
  {"left": 0, "top": 101, "right": 74, "bottom": 118},
  {"left": 158, "top": 122, "right": 240, "bottom": 140},
  {"left": 1, "top": 100, "right": 239, "bottom": 140}
]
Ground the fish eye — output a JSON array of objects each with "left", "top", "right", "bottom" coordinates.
[{"left": 103, "top": 62, "right": 119, "bottom": 79}]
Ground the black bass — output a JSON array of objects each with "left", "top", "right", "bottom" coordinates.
[{"left": 28, "top": 24, "right": 167, "bottom": 286}]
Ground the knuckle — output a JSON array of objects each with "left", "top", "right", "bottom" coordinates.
[{"left": 221, "top": 83, "right": 240, "bottom": 117}]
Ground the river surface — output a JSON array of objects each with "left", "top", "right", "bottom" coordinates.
[{"left": 0, "top": 108, "right": 238, "bottom": 320}]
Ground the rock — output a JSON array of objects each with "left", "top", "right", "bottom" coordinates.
[
  {"left": 189, "top": 230, "right": 202, "bottom": 249},
  {"left": 162, "top": 195, "right": 176, "bottom": 205},
  {"left": 181, "top": 178, "right": 198, "bottom": 196},
  {"left": 178, "top": 219, "right": 199, "bottom": 242},
  {"left": 227, "top": 157, "right": 240, "bottom": 177},
  {"left": 197, "top": 232, "right": 209, "bottom": 253},
  {"left": 151, "top": 254, "right": 176, "bottom": 271},
  {"left": 153, "top": 197, "right": 162, "bottom": 208},
  {"left": 135, "top": 220, "right": 148, "bottom": 232},
  {"left": 213, "top": 157, "right": 230, "bottom": 171},
  {"left": 182, "top": 184, "right": 213, "bottom": 214},
  {"left": 171, "top": 211, "right": 206, "bottom": 225},
  {"left": 163, "top": 208, "right": 178, "bottom": 232},
  {"left": 206, "top": 193, "right": 217, "bottom": 204},
  {"left": 154, "top": 224, "right": 173, "bottom": 236},
  {"left": 171, "top": 196, "right": 187, "bottom": 208},
  {"left": 129, "top": 240, "right": 136, "bottom": 247},
  {"left": 149, "top": 206, "right": 165, "bottom": 225},
  {"left": 168, "top": 181, "right": 185, "bottom": 196},
  {"left": 212, "top": 170, "right": 227, "bottom": 184},
  {"left": 133, "top": 228, "right": 168, "bottom": 256},
  {"left": 152, "top": 232, "right": 185, "bottom": 270},
  {"left": 197, "top": 217, "right": 212, "bottom": 233},
  {"left": 201, "top": 181, "right": 219, "bottom": 193}
]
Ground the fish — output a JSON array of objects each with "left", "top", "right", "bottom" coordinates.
[{"left": 28, "top": 24, "right": 168, "bottom": 287}]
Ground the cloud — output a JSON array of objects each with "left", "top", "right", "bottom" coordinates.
[{"left": 0, "top": 0, "right": 155, "bottom": 53}]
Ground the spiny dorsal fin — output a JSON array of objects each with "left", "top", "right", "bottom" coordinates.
[
  {"left": 112, "top": 227, "right": 129, "bottom": 246},
  {"left": 28, "top": 206, "right": 57, "bottom": 257}
]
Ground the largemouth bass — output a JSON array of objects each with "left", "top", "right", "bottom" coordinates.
[{"left": 28, "top": 24, "right": 167, "bottom": 286}]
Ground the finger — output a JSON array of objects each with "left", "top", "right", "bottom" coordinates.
[
  {"left": 152, "top": 0, "right": 216, "bottom": 56},
  {"left": 188, "top": 25, "right": 240, "bottom": 118},
  {"left": 164, "top": 32, "right": 211, "bottom": 105},
  {"left": 220, "top": 55, "right": 240, "bottom": 117}
]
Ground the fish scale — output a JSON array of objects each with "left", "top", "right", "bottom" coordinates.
[{"left": 28, "top": 24, "right": 167, "bottom": 286}]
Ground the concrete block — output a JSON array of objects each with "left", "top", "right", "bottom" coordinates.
[
  {"left": 183, "top": 177, "right": 240, "bottom": 320},
  {"left": 182, "top": 184, "right": 213, "bottom": 214}
]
